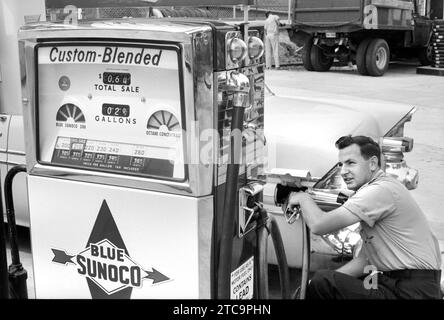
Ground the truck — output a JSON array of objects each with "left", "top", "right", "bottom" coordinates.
[{"left": 293, "top": 0, "right": 438, "bottom": 76}]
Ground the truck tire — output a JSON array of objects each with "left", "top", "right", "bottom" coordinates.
[
  {"left": 418, "top": 44, "right": 433, "bottom": 66},
  {"left": 310, "top": 45, "right": 333, "bottom": 72},
  {"left": 365, "top": 38, "right": 390, "bottom": 77},
  {"left": 302, "top": 38, "right": 314, "bottom": 71},
  {"left": 356, "top": 38, "right": 372, "bottom": 75}
]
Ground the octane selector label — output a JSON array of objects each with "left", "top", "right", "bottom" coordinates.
[{"left": 51, "top": 200, "right": 170, "bottom": 298}]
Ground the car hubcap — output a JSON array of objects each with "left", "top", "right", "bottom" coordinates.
[{"left": 427, "top": 44, "right": 433, "bottom": 61}]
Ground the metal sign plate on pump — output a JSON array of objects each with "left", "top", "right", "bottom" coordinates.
[{"left": 29, "top": 177, "right": 210, "bottom": 298}]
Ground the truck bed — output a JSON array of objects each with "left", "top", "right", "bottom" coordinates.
[{"left": 293, "top": 0, "right": 414, "bottom": 33}]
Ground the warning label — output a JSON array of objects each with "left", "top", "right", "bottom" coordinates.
[{"left": 230, "top": 256, "right": 254, "bottom": 300}]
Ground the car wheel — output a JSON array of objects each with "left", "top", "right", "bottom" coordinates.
[
  {"left": 365, "top": 38, "right": 390, "bottom": 77},
  {"left": 310, "top": 44, "right": 333, "bottom": 72},
  {"left": 356, "top": 38, "right": 372, "bottom": 75},
  {"left": 302, "top": 38, "right": 314, "bottom": 71}
]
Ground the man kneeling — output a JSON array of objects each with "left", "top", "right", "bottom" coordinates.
[{"left": 286, "top": 135, "right": 442, "bottom": 299}]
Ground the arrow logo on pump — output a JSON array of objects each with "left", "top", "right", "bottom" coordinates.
[
  {"left": 51, "top": 249, "right": 75, "bottom": 265},
  {"left": 144, "top": 268, "right": 170, "bottom": 284}
]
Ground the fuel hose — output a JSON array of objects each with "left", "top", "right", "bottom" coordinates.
[
  {"left": 0, "top": 180, "right": 8, "bottom": 299},
  {"left": 299, "top": 217, "right": 311, "bottom": 299},
  {"left": 4, "top": 164, "right": 28, "bottom": 299},
  {"left": 217, "top": 101, "right": 246, "bottom": 299},
  {"left": 256, "top": 208, "right": 291, "bottom": 299}
]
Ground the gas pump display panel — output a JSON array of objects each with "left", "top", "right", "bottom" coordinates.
[{"left": 36, "top": 43, "right": 186, "bottom": 181}]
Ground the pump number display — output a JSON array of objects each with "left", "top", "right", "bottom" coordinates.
[
  {"left": 102, "top": 104, "right": 130, "bottom": 117},
  {"left": 102, "top": 72, "right": 131, "bottom": 85}
]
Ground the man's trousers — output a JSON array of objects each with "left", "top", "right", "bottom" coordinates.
[
  {"left": 265, "top": 34, "right": 280, "bottom": 69},
  {"left": 306, "top": 269, "right": 442, "bottom": 299}
]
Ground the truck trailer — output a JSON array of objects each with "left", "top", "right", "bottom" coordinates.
[{"left": 293, "top": 0, "right": 437, "bottom": 76}]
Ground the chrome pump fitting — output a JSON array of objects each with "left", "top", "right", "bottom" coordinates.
[{"left": 220, "top": 71, "right": 250, "bottom": 108}]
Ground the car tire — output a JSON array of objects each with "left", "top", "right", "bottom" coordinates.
[
  {"left": 302, "top": 38, "right": 314, "bottom": 71},
  {"left": 365, "top": 38, "right": 390, "bottom": 77},
  {"left": 356, "top": 38, "right": 372, "bottom": 75},
  {"left": 310, "top": 44, "right": 333, "bottom": 72}
]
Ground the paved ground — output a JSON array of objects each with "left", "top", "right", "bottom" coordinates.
[{"left": 5, "top": 60, "right": 444, "bottom": 299}]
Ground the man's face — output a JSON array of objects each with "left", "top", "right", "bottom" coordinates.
[{"left": 338, "top": 144, "right": 376, "bottom": 191}]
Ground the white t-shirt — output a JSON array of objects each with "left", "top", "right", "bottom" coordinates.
[
  {"left": 264, "top": 14, "right": 280, "bottom": 36},
  {"left": 342, "top": 170, "right": 442, "bottom": 271}
]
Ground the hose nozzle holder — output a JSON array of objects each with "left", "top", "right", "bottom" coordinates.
[{"left": 219, "top": 71, "right": 250, "bottom": 108}]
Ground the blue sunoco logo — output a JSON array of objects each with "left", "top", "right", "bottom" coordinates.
[{"left": 51, "top": 200, "right": 170, "bottom": 298}]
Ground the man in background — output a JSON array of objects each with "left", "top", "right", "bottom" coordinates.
[{"left": 264, "top": 11, "right": 281, "bottom": 70}]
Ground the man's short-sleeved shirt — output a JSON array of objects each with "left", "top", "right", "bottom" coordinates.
[
  {"left": 341, "top": 170, "right": 441, "bottom": 271},
  {"left": 264, "top": 14, "right": 280, "bottom": 35}
]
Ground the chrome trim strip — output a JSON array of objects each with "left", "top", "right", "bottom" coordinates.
[
  {"left": 384, "top": 106, "right": 417, "bottom": 137},
  {"left": 18, "top": 21, "right": 205, "bottom": 43},
  {"left": 4, "top": 150, "right": 26, "bottom": 156},
  {"left": 198, "top": 196, "right": 213, "bottom": 299},
  {"left": 0, "top": 161, "right": 23, "bottom": 166}
]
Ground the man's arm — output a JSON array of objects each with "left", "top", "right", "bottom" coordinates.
[
  {"left": 274, "top": 15, "right": 282, "bottom": 28},
  {"left": 287, "top": 192, "right": 360, "bottom": 235}
]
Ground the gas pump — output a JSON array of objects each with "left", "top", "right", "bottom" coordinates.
[{"left": 18, "top": 16, "right": 289, "bottom": 299}]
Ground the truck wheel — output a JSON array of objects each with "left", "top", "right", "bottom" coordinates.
[
  {"left": 356, "top": 38, "right": 372, "bottom": 75},
  {"left": 310, "top": 45, "right": 333, "bottom": 72},
  {"left": 418, "top": 44, "right": 433, "bottom": 66},
  {"left": 365, "top": 38, "right": 390, "bottom": 77},
  {"left": 302, "top": 38, "right": 314, "bottom": 71}
]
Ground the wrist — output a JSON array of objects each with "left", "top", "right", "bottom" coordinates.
[{"left": 301, "top": 193, "right": 312, "bottom": 206}]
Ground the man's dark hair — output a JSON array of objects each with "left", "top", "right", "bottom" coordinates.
[
  {"left": 335, "top": 135, "right": 381, "bottom": 166},
  {"left": 265, "top": 11, "right": 271, "bottom": 18}
]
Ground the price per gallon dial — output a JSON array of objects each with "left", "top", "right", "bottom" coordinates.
[
  {"left": 56, "top": 103, "right": 86, "bottom": 123},
  {"left": 147, "top": 110, "right": 180, "bottom": 131}
]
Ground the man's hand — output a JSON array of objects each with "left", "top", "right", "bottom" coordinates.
[
  {"left": 282, "top": 191, "right": 361, "bottom": 235},
  {"left": 288, "top": 191, "right": 311, "bottom": 208},
  {"left": 282, "top": 191, "right": 310, "bottom": 217}
]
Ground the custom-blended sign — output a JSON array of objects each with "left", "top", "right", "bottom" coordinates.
[{"left": 51, "top": 200, "right": 170, "bottom": 299}]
